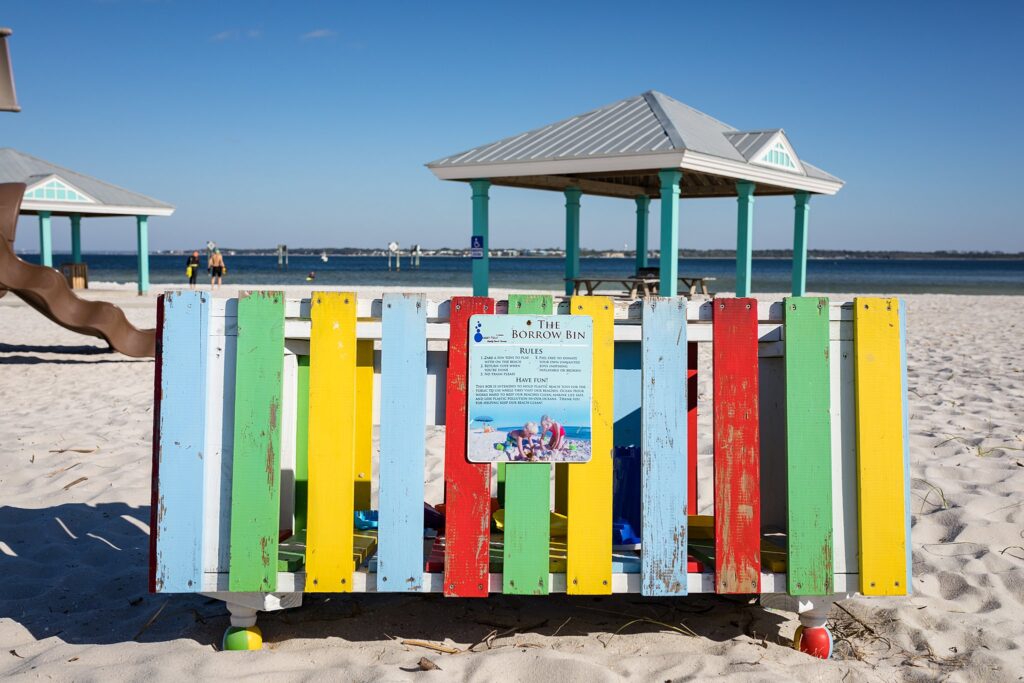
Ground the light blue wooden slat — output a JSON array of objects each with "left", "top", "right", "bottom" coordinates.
[
  {"left": 640, "top": 297, "right": 688, "bottom": 596},
  {"left": 377, "top": 293, "right": 427, "bottom": 592},
  {"left": 154, "top": 290, "right": 209, "bottom": 592}
]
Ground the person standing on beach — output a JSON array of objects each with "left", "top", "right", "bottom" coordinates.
[
  {"left": 209, "top": 248, "right": 227, "bottom": 290},
  {"left": 185, "top": 250, "right": 200, "bottom": 290}
]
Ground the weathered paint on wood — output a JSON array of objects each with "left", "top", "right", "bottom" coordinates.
[
  {"left": 688, "top": 342, "right": 698, "bottom": 515},
  {"left": 305, "top": 292, "right": 357, "bottom": 592},
  {"left": 712, "top": 297, "right": 761, "bottom": 594},
  {"left": 378, "top": 293, "right": 427, "bottom": 591},
  {"left": 567, "top": 296, "right": 614, "bottom": 594},
  {"left": 784, "top": 296, "right": 834, "bottom": 595},
  {"left": 202, "top": 298, "right": 237, "bottom": 575},
  {"left": 355, "top": 339, "right": 374, "bottom": 511},
  {"left": 829, "top": 335, "right": 858, "bottom": 576},
  {"left": 640, "top": 297, "right": 689, "bottom": 596},
  {"left": 154, "top": 291, "right": 209, "bottom": 592},
  {"left": 854, "top": 297, "right": 908, "bottom": 596},
  {"left": 228, "top": 291, "right": 285, "bottom": 592},
  {"left": 294, "top": 355, "right": 310, "bottom": 535},
  {"left": 148, "top": 294, "right": 166, "bottom": 593},
  {"left": 503, "top": 294, "right": 553, "bottom": 595},
  {"left": 442, "top": 296, "right": 494, "bottom": 597}
]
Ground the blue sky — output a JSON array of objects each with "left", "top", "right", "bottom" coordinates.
[{"left": 5, "top": 0, "right": 1022, "bottom": 253}]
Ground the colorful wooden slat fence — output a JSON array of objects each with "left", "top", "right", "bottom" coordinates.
[
  {"left": 355, "top": 339, "right": 374, "bottom": 511},
  {"left": 148, "top": 294, "right": 165, "bottom": 593},
  {"left": 377, "top": 293, "right": 427, "bottom": 591},
  {"left": 640, "top": 297, "right": 689, "bottom": 596},
  {"left": 228, "top": 291, "right": 285, "bottom": 592},
  {"left": 293, "top": 356, "right": 310, "bottom": 536},
  {"left": 784, "top": 296, "right": 834, "bottom": 595},
  {"left": 148, "top": 292, "right": 912, "bottom": 603},
  {"left": 566, "top": 296, "right": 614, "bottom": 594},
  {"left": 687, "top": 342, "right": 698, "bottom": 516},
  {"left": 152, "top": 291, "right": 210, "bottom": 592},
  {"left": 503, "top": 294, "right": 554, "bottom": 595},
  {"left": 854, "top": 297, "right": 909, "bottom": 596},
  {"left": 306, "top": 292, "right": 358, "bottom": 592},
  {"left": 712, "top": 297, "right": 761, "bottom": 594},
  {"left": 442, "top": 296, "right": 494, "bottom": 597}
]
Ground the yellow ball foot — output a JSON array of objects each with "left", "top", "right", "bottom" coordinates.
[{"left": 222, "top": 625, "right": 262, "bottom": 651}]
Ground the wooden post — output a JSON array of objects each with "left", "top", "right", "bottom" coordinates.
[
  {"left": 70, "top": 214, "right": 82, "bottom": 264},
  {"left": 634, "top": 195, "right": 649, "bottom": 273},
  {"left": 38, "top": 211, "right": 52, "bottom": 267},
  {"left": 658, "top": 170, "right": 681, "bottom": 296},
  {"left": 792, "top": 192, "right": 811, "bottom": 296},
  {"left": 136, "top": 215, "right": 149, "bottom": 295},
  {"left": 735, "top": 182, "right": 755, "bottom": 297},
  {"left": 471, "top": 180, "right": 490, "bottom": 296},
  {"left": 564, "top": 188, "right": 582, "bottom": 296}
]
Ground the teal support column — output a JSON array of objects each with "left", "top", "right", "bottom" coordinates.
[
  {"left": 136, "top": 215, "right": 150, "bottom": 295},
  {"left": 658, "top": 169, "right": 682, "bottom": 297},
  {"left": 564, "top": 187, "right": 582, "bottom": 295},
  {"left": 634, "top": 195, "right": 649, "bottom": 272},
  {"left": 470, "top": 179, "right": 490, "bottom": 296},
  {"left": 38, "top": 211, "right": 53, "bottom": 267},
  {"left": 735, "top": 181, "right": 755, "bottom": 297},
  {"left": 70, "top": 214, "right": 82, "bottom": 264},
  {"left": 792, "top": 192, "right": 811, "bottom": 296}
]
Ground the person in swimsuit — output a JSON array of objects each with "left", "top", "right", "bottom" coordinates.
[
  {"left": 185, "top": 251, "right": 201, "bottom": 290},
  {"left": 209, "top": 248, "right": 226, "bottom": 290},
  {"left": 540, "top": 415, "right": 566, "bottom": 452},
  {"left": 503, "top": 422, "right": 539, "bottom": 461}
]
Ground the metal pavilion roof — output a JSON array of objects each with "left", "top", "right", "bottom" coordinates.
[
  {"left": 427, "top": 91, "right": 843, "bottom": 199},
  {"left": 0, "top": 148, "right": 174, "bottom": 217}
]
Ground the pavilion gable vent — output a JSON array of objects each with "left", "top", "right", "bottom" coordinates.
[
  {"left": 23, "top": 176, "right": 96, "bottom": 204},
  {"left": 751, "top": 134, "right": 804, "bottom": 174}
]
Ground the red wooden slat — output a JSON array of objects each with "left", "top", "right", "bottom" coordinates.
[
  {"left": 687, "top": 341, "right": 698, "bottom": 516},
  {"left": 713, "top": 298, "right": 761, "bottom": 594},
  {"left": 148, "top": 294, "right": 165, "bottom": 594},
  {"left": 443, "top": 296, "right": 494, "bottom": 597}
]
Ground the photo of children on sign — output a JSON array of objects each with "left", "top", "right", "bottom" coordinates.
[{"left": 466, "top": 315, "right": 592, "bottom": 464}]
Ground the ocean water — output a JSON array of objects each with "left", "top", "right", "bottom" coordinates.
[{"left": 20, "top": 253, "right": 1024, "bottom": 294}]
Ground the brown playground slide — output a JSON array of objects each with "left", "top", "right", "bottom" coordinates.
[{"left": 0, "top": 182, "right": 156, "bottom": 358}]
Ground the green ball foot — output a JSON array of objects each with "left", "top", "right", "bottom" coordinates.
[{"left": 222, "top": 625, "right": 262, "bottom": 651}]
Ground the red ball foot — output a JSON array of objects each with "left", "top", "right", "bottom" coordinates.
[{"left": 793, "top": 625, "right": 833, "bottom": 659}]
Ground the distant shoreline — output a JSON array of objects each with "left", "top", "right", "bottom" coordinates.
[{"left": 20, "top": 250, "right": 1024, "bottom": 261}]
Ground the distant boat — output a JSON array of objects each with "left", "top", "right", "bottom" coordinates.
[{"left": 320, "top": 250, "right": 328, "bottom": 263}]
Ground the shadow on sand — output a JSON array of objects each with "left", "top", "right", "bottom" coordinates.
[{"left": 0, "top": 503, "right": 788, "bottom": 651}]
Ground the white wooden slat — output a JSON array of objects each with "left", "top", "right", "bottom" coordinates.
[
  {"left": 199, "top": 570, "right": 841, "bottom": 594},
  {"left": 202, "top": 298, "right": 236, "bottom": 574},
  {"left": 831, "top": 338, "right": 859, "bottom": 575}
]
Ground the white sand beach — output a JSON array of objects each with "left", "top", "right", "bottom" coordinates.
[{"left": 2, "top": 285, "right": 1023, "bottom": 681}]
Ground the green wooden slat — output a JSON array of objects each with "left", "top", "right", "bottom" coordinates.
[
  {"left": 784, "top": 296, "right": 834, "bottom": 595},
  {"left": 502, "top": 294, "right": 553, "bottom": 595},
  {"left": 295, "top": 355, "right": 310, "bottom": 535},
  {"left": 228, "top": 291, "right": 286, "bottom": 592}
]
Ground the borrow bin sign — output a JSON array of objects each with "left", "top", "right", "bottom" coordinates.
[{"left": 466, "top": 314, "right": 592, "bottom": 463}]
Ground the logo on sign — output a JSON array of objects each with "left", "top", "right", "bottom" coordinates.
[{"left": 470, "top": 235, "right": 484, "bottom": 259}]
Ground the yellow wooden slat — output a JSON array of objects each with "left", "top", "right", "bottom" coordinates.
[
  {"left": 567, "top": 296, "right": 614, "bottom": 594},
  {"left": 305, "top": 291, "right": 357, "bottom": 592},
  {"left": 853, "top": 297, "right": 908, "bottom": 596},
  {"left": 354, "top": 339, "right": 374, "bottom": 511}
]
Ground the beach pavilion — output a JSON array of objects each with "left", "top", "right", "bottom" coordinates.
[
  {"left": 427, "top": 91, "right": 843, "bottom": 297},
  {"left": 0, "top": 148, "right": 174, "bottom": 294}
]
